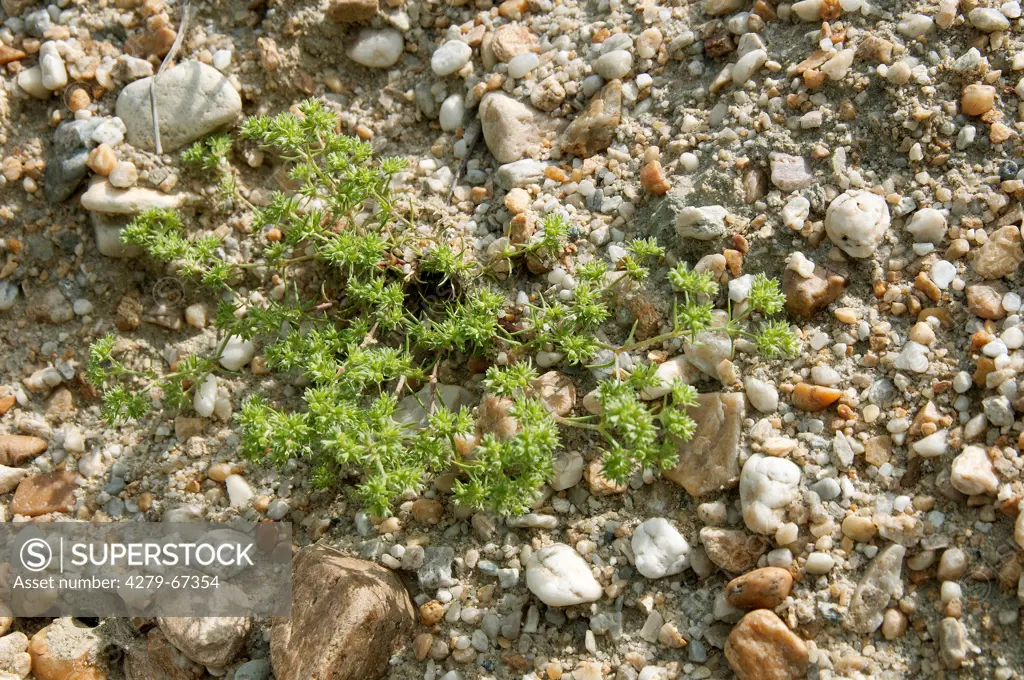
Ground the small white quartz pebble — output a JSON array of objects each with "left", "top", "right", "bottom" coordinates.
[
  {"left": 219, "top": 335, "right": 256, "bottom": 371},
  {"left": 740, "top": 454, "right": 802, "bottom": 534},
  {"left": 913, "top": 430, "right": 948, "bottom": 458},
  {"left": 347, "top": 28, "right": 405, "bottom": 69},
  {"left": 439, "top": 94, "right": 465, "bottom": 132},
  {"left": 225, "top": 474, "right": 253, "bottom": 507},
  {"left": 732, "top": 49, "right": 767, "bottom": 85},
  {"left": 950, "top": 446, "right": 999, "bottom": 496},
  {"left": 805, "top": 552, "right": 835, "bottom": 574},
  {"left": 782, "top": 196, "right": 811, "bottom": 231},
  {"left": 431, "top": 40, "right": 472, "bottom": 76},
  {"left": 594, "top": 50, "right": 633, "bottom": 79},
  {"left": 193, "top": 374, "right": 217, "bottom": 417},
  {"left": 744, "top": 377, "right": 779, "bottom": 413},
  {"left": 632, "top": 518, "right": 691, "bottom": 579},
  {"left": 906, "top": 208, "right": 947, "bottom": 244},
  {"left": 109, "top": 161, "right": 138, "bottom": 188},
  {"left": 526, "top": 544, "right": 603, "bottom": 607},
  {"left": 930, "top": 260, "right": 956, "bottom": 289},
  {"left": 825, "top": 190, "right": 891, "bottom": 258}
]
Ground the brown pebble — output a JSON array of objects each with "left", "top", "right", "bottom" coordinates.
[
  {"left": 725, "top": 609, "right": 809, "bottom": 680},
  {"left": 791, "top": 383, "right": 842, "bottom": 412},
  {"left": 67, "top": 87, "right": 90, "bottom": 112},
  {"left": 640, "top": 160, "right": 671, "bottom": 195},
  {"left": 410, "top": 498, "right": 444, "bottom": 525},
  {"left": 726, "top": 567, "right": 794, "bottom": 609},
  {"left": 11, "top": 470, "right": 79, "bottom": 517},
  {"left": 419, "top": 600, "right": 444, "bottom": 627},
  {"left": 961, "top": 83, "right": 995, "bottom": 117},
  {"left": 0, "top": 434, "right": 48, "bottom": 466}
]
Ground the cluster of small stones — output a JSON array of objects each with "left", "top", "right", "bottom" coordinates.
[{"left": 2, "top": 0, "right": 1024, "bottom": 678}]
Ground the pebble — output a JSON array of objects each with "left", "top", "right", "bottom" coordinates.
[
  {"left": 740, "top": 454, "right": 802, "bottom": 534},
  {"left": 81, "top": 178, "right": 185, "bottom": 214},
  {"left": 733, "top": 49, "right": 767, "bottom": 85},
  {"left": 906, "top": 208, "right": 947, "bottom": 244},
  {"left": 847, "top": 544, "right": 906, "bottom": 634},
  {"left": 594, "top": 50, "right": 632, "bottom": 79},
  {"left": 439, "top": 94, "right": 465, "bottom": 132},
  {"left": 724, "top": 609, "right": 809, "bottom": 680},
  {"left": 108, "top": 161, "right": 137, "bottom": 189},
  {"left": 631, "top": 518, "right": 691, "bottom": 579},
  {"left": 525, "top": 544, "right": 602, "bottom": 607},
  {"left": 950, "top": 445, "right": 998, "bottom": 495},
  {"left": 347, "top": 28, "right": 405, "bottom": 68},
  {"left": 38, "top": 41, "right": 66, "bottom": 91},
  {"left": 431, "top": 41, "right": 472, "bottom": 76},
  {"left": 480, "top": 93, "right": 551, "bottom": 164},
  {"left": 116, "top": 61, "right": 242, "bottom": 152},
  {"left": 824, "top": 190, "right": 891, "bottom": 258},
  {"left": 726, "top": 567, "right": 793, "bottom": 609},
  {"left": 219, "top": 335, "right": 256, "bottom": 371},
  {"left": 939, "top": 617, "right": 968, "bottom": 669},
  {"left": 971, "top": 225, "right": 1024, "bottom": 279},
  {"left": 969, "top": 7, "right": 1011, "bottom": 31},
  {"left": 745, "top": 377, "right": 779, "bottom": 413},
  {"left": 961, "top": 83, "right": 996, "bottom": 116}
]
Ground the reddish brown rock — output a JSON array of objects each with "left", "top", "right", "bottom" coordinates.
[
  {"left": 271, "top": 545, "right": 416, "bottom": 680},
  {"left": 782, "top": 266, "right": 845, "bottom": 318},
  {"left": 29, "top": 618, "right": 107, "bottom": 680},
  {"left": 10, "top": 470, "right": 78, "bottom": 517},
  {"left": 0, "top": 435, "right": 47, "bottom": 466},
  {"left": 726, "top": 568, "right": 794, "bottom": 609},
  {"left": 725, "top": 609, "right": 809, "bottom": 680}
]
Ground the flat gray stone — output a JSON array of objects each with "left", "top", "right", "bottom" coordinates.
[
  {"left": 116, "top": 61, "right": 242, "bottom": 152},
  {"left": 43, "top": 118, "right": 103, "bottom": 202}
]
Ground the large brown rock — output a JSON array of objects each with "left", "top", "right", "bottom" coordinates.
[
  {"left": 11, "top": 470, "right": 78, "bottom": 517},
  {"left": 725, "top": 609, "right": 809, "bottom": 680},
  {"left": 0, "top": 435, "right": 47, "bottom": 466},
  {"left": 664, "top": 393, "right": 744, "bottom": 497},
  {"left": 782, "top": 265, "right": 845, "bottom": 318},
  {"left": 271, "top": 545, "right": 416, "bottom": 680}
]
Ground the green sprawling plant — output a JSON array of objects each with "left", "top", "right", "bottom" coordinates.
[{"left": 86, "top": 98, "right": 798, "bottom": 517}]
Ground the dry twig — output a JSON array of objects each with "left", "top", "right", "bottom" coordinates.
[{"left": 150, "top": 0, "right": 192, "bottom": 155}]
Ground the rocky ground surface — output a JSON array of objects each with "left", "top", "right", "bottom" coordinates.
[{"left": 1, "top": 0, "right": 1024, "bottom": 678}]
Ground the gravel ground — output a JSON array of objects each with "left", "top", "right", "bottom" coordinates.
[{"left": 1, "top": 0, "right": 1024, "bottom": 679}]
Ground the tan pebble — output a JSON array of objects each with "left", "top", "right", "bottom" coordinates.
[
  {"left": 138, "top": 492, "right": 155, "bottom": 512},
  {"left": 87, "top": 144, "right": 116, "bottom": 176},
  {"left": 208, "top": 462, "right": 233, "bottom": 483},
  {"left": 184, "top": 303, "right": 207, "bottom": 329},
  {"left": 355, "top": 124, "right": 373, "bottom": 140},
  {"left": 410, "top": 498, "right": 444, "bottom": 525},
  {"left": 726, "top": 567, "right": 794, "bottom": 609},
  {"left": 725, "top": 609, "right": 809, "bottom": 680},
  {"left": 841, "top": 515, "right": 877, "bottom": 543},
  {"left": 419, "top": 600, "right": 444, "bottom": 627},
  {"left": 504, "top": 187, "right": 530, "bottom": 214},
  {"left": 990, "top": 122, "right": 1015, "bottom": 145},
  {"left": 791, "top": 383, "right": 842, "bottom": 412},
  {"left": 2, "top": 157, "right": 23, "bottom": 182},
  {"left": 67, "top": 87, "right": 90, "bottom": 111},
  {"left": 0, "top": 434, "right": 48, "bottom": 466},
  {"left": 377, "top": 516, "right": 401, "bottom": 533},
  {"left": 834, "top": 307, "right": 858, "bottom": 324},
  {"left": 545, "top": 660, "right": 563, "bottom": 679},
  {"left": 658, "top": 621, "right": 687, "bottom": 648},
  {"left": 908, "top": 321, "right": 935, "bottom": 345},
  {"left": 961, "top": 83, "right": 995, "bottom": 117},
  {"left": 251, "top": 495, "right": 271, "bottom": 513},
  {"left": 251, "top": 356, "right": 271, "bottom": 375},
  {"left": 413, "top": 633, "right": 433, "bottom": 660}
]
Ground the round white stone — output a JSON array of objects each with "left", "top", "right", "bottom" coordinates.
[
  {"left": 526, "top": 543, "right": 603, "bottom": 607},
  {"left": 347, "top": 29, "right": 405, "bottom": 69},
  {"left": 905, "top": 207, "right": 947, "bottom": 243},
  {"left": 805, "top": 552, "right": 835, "bottom": 574},
  {"left": 225, "top": 474, "right": 253, "bottom": 507},
  {"left": 824, "top": 190, "right": 891, "bottom": 258},
  {"left": 950, "top": 445, "right": 999, "bottom": 496},
  {"left": 631, "top": 518, "right": 691, "bottom": 579},
  {"left": 431, "top": 40, "right": 472, "bottom": 76},
  {"left": 39, "top": 41, "right": 67, "bottom": 91},
  {"left": 930, "top": 260, "right": 956, "bottom": 289},
  {"left": 740, "top": 454, "right": 802, "bottom": 534},
  {"left": 594, "top": 50, "right": 633, "bottom": 80},
  {"left": 732, "top": 49, "right": 767, "bottom": 85}
]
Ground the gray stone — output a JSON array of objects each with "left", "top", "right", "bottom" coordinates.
[
  {"left": 234, "top": 658, "right": 272, "bottom": 680},
  {"left": 769, "top": 153, "right": 813, "bottom": 191},
  {"left": 116, "top": 61, "right": 242, "bottom": 152},
  {"left": 675, "top": 205, "right": 728, "bottom": 240},
  {"left": 846, "top": 544, "right": 906, "bottom": 634},
  {"left": 43, "top": 118, "right": 102, "bottom": 202},
  {"left": 560, "top": 80, "right": 622, "bottom": 159},
  {"left": 418, "top": 546, "right": 456, "bottom": 589},
  {"left": 982, "top": 395, "right": 1014, "bottom": 427},
  {"left": 157, "top": 616, "right": 251, "bottom": 668}
]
